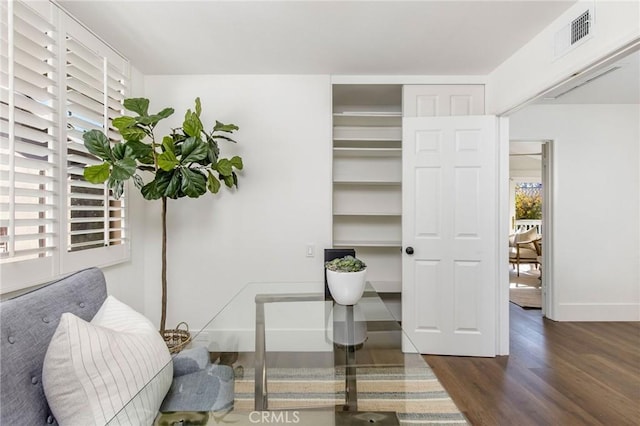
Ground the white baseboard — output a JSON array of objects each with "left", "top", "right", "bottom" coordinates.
[{"left": 555, "top": 303, "right": 640, "bottom": 321}]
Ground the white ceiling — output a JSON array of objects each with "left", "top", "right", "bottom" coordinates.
[
  {"left": 509, "top": 141, "right": 541, "bottom": 175},
  {"left": 57, "top": 0, "right": 576, "bottom": 75}
]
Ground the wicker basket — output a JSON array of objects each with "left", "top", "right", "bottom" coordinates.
[{"left": 162, "top": 322, "right": 192, "bottom": 354}]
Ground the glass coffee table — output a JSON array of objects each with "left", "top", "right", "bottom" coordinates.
[{"left": 108, "top": 282, "right": 466, "bottom": 425}]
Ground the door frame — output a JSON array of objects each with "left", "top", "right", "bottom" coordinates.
[
  {"left": 541, "top": 140, "right": 555, "bottom": 319},
  {"left": 498, "top": 134, "right": 556, "bottom": 354}
]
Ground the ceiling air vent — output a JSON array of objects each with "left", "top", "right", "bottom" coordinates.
[
  {"left": 571, "top": 10, "right": 591, "bottom": 45},
  {"left": 554, "top": 5, "right": 594, "bottom": 59}
]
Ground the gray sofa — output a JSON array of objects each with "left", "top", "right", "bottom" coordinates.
[{"left": 0, "top": 268, "right": 234, "bottom": 425}]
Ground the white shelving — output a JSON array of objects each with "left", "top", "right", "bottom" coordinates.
[
  {"left": 333, "top": 155, "right": 401, "bottom": 183},
  {"left": 333, "top": 147, "right": 401, "bottom": 157},
  {"left": 332, "top": 84, "right": 403, "bottom": 293},
  {"left": 333, "top": 126, "right": 402, "bottom": 141},
  {"left": 333, "top": 184, "right": 401, "bottom": 216}
]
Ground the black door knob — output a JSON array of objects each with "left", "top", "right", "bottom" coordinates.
[{"left": 405, "top": 247, "right": 414, "bottom": 255}]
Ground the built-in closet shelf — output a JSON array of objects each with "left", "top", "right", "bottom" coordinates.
[
  {"left": 333, "top": 112, "right": 402, "bottom": 127},
  {"left": 334, "top": 126, "right": 402, "bottom": 141},
  {"left": 334, "top": 140, "right": 400, "bottom": 149},
  {"left": 333, "top": 138, "right": 402, "bottom": 144},
  {"left": 332, "top": 84, "right": 403, "bottom": 293},
  {"left": 333, "top": 110, "right": 402, "bottom": 116},
  {"left": 334, "top": 180, "right": 401, "bottom": 186},
  {"left": 333, "top": 240, "right": 402, "bottom": 248},
  {"left": 333, "top": 147, "right": 401, "bottom": 157},
  {"left": 333, "top": 212, "right": 401, "bottom": 217}
]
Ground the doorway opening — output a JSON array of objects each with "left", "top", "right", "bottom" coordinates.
[{"left": 508, "top": 140, "right": 552, "bottom": 314}]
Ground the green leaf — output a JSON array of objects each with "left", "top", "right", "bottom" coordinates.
[
  {"left": 157, "top": 107, "right": 174, "bottom": 119},
  {"left": 125, "top": 139, "right": 153, "bottom": 160},
  {"left": 205, "top": 136, "right": 220, "bottom": 164},
  {"left": 112, "top": 116, "right": 137, "bottom": 132},
  {"left": 83, "top": 130, "right": 113, "bottom": 161},
  {"left": 181, "top": 137, "right": 208, "bottom": 163},
  {"left": 183, "top": 110, "right": 203, "bottom": 137},
  {"left": 141, "top": 171, "right": 172, "bottom": 200},
  {"left": 123, "top": 98, "right": 149, "bottom": 116},
  {"left": 207, "top": 171, "right": 221, "bottom": 194},
  {"left": 132, "top": 174, "right": 144, "bottom": 190},
  {"left": 141, "top": 181, "right": 160, "bottom": 200},
  {"left": 216, "top": 158, "right": 233, "bottom": 176},
  {"left": 111, "top": 157, "right": 137, "bottom": 181},
  {"left": 162, "top": 136, "right": 175, "bottom": 154},
  {"left": 112, "top": 142, "right": 127, "bottom": 160},
  {"left": 222, "top": 174, "right": 234, "bottom": 188},
  {"left": 232, "top": 171, "right": 238, "bottom": 188},
  {"left": 108, "top": 177, "right": 124, "bottom": 199},
  {"left": 214, "top": 121, "right": 239, "bottom": 133},
  {"left": 230, "top": 156, "right": 243, "bottom": 170},
  {"left": 165, "top": 170, "right": 181, "bottom": 198},
  {"left": 136, "top": 115, "right": 154, "bottom": 125},
  {"left": 158, "top": 150, "right": 179, "bottom": 171},
  {"left": 181, "top": 168, "right": 207, "bottom": 198},
  {"left": 212, "top": 134, "right": 237, "bottom": 143},
  {"left": 120, "top": 125, "right": 147, "bottom": 142},
  {"left": 194, "top": 98, "right": 202, "bottom": 117},
  {"left": 137, "top": 108, "right": 174, "bottom": 126},
  {"left": 84, "top": 162, "right": 111, "bottom": 183}
]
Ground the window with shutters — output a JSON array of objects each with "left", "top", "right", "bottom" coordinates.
[{"left": 1, "top": 0, "right": 130, "bottom": 292}]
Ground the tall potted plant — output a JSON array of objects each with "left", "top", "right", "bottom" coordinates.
[{"left": 82, "top": 97, "right": 243, "bottom": 347}]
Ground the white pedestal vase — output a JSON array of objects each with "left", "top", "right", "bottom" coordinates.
[{"left": 326, "top": 268, "right": 367, "bottom": 305}]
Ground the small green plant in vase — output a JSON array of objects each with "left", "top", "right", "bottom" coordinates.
[{"left": 325, "top": 255, "right": 367, "bottom": 305}]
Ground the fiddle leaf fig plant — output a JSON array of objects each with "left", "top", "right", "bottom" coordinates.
[{"left": 83, "top": 97, "right": 243, "bottom": 334}]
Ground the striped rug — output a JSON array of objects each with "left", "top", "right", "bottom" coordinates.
[{"left": 234, "top": 367, "right": 468, "bottom": 425}]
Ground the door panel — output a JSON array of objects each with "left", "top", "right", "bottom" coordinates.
[
  {"left": 403, "top": 116, "right": 497, "bottom": 356},
  {"left": 403, "top": 85, "right": 485, "bottom": 117},
  {"left": 415, "top": 260, "right": 440, "bottom": 330},
  {"left": 415, "top": 168, "right": 440, "bottom": 237}
]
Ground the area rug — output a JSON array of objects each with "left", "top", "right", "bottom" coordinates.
[
  {"left": 509, "top": 286, "right": 542, "bottom": 308},
  {"left": 509, "top": 267, "right": 541, "bottom": 287},
  {"left": 233, "top": 367, "right": 468, "bottom": 425}
]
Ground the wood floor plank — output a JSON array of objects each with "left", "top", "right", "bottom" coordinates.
[{"left": 424, "top": 304, "right": 640, "bottom": 426}]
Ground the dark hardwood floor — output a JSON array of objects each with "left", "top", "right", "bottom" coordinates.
[{"left": 424, "top": 303, "right": 640, "bottom": 426}]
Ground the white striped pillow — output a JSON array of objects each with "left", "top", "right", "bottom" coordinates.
[{"left": 42, "top": 296, "right": 172, "bottom": 426}]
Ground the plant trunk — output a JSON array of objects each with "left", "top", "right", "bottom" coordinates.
[{"left": 160, "top": 196, "right": 167, "bottom": 334}]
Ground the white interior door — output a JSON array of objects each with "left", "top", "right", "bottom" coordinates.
[{"left": 402, "top": 116, "right": 498, "bottom": 356}]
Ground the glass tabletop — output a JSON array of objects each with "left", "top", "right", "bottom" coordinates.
[{"left": 108, "top": 282, "right": 455, "bottom": 425}]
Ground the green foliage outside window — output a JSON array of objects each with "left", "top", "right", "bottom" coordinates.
[{"left": 515, "top": 183, "right": 542, "bottom": 220}]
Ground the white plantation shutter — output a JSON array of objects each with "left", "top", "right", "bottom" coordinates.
[
  {"left": 1, "top": 1, "right": 130, "bottom": 291},
  {"left": 63, "top": 24, "right": 128, "bottom": 258},
  {"left": 0, "top": 0, "right": 58, "bottom": 288}
]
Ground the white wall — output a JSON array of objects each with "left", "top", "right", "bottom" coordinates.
[
  {"left": 141, "top": 75, "right": 333, "bottom": 330},
  {"left": 510, "top": 104, "right": 640, "bottom": 321},
  {"left": 488, "top": 0, "right": 640, "bottom": 114}
]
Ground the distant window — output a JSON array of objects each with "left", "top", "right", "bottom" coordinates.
[{"left": 515, "top": 183, "right": 542, "bottom": 220}]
